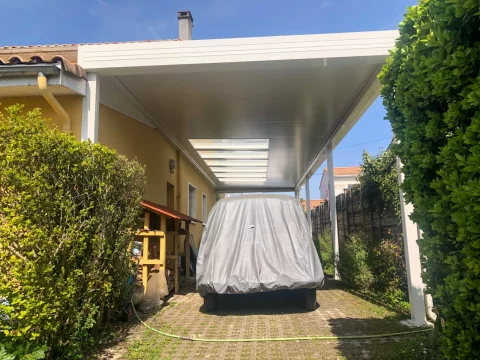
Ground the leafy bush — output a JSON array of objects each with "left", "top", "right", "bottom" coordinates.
[
  {"left": 380, "top": 0, "right": 480, "bottom": 357},
  {"left": 370, "top": 237, "right": 408, "bottom": 310},
  {"left": 337, "top": 232, "right": 409, "bottom": 311},
  {"left": 338, "top": 233, "right": 373, "bottom": 290},
  {"left": 314, "top": 229, "right": 334, "bottom": 275},
  {"left": 0, "top": 105, "right": 146, "bottom": 358}
]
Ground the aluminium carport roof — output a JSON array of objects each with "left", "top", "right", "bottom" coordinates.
[{"left": 78, "top": 30, "right": 398, "bottom": 193}]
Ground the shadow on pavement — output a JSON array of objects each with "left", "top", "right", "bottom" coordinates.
[
  {"left": 328, "top": 317, "right": 434, "bottom": 360},
  {"left": 200, "top": 289, "right": 319, "bottom": 315}
]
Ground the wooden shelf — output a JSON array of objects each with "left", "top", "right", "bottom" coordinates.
[
  {"left": 136, "top": 230, "right": 165, "bottom": 237},
  {"left": 139, "top": 211, "right": 192, "bottom": 296}
]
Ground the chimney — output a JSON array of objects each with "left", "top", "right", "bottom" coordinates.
[{"left": 177, "top": 10, "right": 193, "bottom": 40}]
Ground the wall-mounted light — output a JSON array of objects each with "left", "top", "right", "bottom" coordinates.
[{"left": 169, "top": 159, "right": 176, "bottom": 174}]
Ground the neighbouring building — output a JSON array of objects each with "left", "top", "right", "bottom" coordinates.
[
  {"left": 301, "top": 199, "right": 325, "bottom": 212},
  {"left": 319, "top": 166, "right": 362, "bottom": 199}
]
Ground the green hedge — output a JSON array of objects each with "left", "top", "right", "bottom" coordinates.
[
  {"left": 338, "top": 233, "right": 374, "bottom": 290},
  {"left": 314, "top": 229, "right": 334, "bottom": 276},
  {"left": 380, "top": 0, "right": 480, "bottom": 357},
  {"left": 338, "top": 231, "right": 409, "bottom": 313},
  {"left": 0, "top": 105, "right": 146, "bottom": 358},
  {"left": 369, "top": 237, "right": 409, "bottom": 310}
]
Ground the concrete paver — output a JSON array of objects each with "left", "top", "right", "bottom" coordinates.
[{"left": 97, "top": 281, "right": 428, "bottom": 360}]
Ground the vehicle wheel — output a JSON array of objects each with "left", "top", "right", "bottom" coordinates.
[
  {"left": 304, "top": 289, "right": 317, "bottom": 311},
  {"left": 204, "top": 294, "right": 218, "bottom": 312}
]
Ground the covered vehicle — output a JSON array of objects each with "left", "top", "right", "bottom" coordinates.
[{"left": 196, "top": 194, "right": 324, "bottom": 311}]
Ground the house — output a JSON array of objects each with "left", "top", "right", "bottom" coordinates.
[
  {"left": 319, "top": 166, "right": 362, "bottom": 199},
  {"left": 301, "top": 199, "right": 325, "bottom": 212},
  {"left": 0, "top": 10, "right": 413, "bottom": 313},
  {"left": 0, "top": 12, "right": 215, "bottom": 251},
  {"left": 0, "top": 14, "right": 431, "bottom": 326}
]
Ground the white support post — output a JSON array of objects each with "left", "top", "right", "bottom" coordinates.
[
  {"left": 327, "top": 142, "right": 339, "bottom": 280},
  {"left": 81, "top": 73, "right": 100, "bottom": 142},
  {"left": 305, "top": 176, "right": 312, "bottom": 235},
  {"left": 295, "top": 189, "right": 300, "bottom": 199},
  {"left": 396, "top": 157, "right": 429, "bottom": 327}
]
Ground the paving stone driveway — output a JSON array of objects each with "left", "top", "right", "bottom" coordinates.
[{"left": 97, "top": 281, "right": 430, "bottom": 360}]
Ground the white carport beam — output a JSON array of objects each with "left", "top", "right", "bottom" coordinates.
[
  {"left": 305, "top": 177, "right": 312, "bottom": 235},
  {"left": 81, "top": 73, "right": 100, "bottom": 142},
  {"left": 327, "top": 142, "right": 339, "bottom": 280},
  {"left": 78, "top": 30, "right": 398, "bottom": 73},
  {"left": 396, "top": 157, "right": 429, "bottom": 327}
]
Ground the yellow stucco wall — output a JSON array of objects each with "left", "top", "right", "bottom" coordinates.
[
  {"left": 97, "top": 105, "right": 216, "bottom": 248},
  {"left": 0, "top": 96, "right": 83, "bottom": 140},
  {"left": 98, "top": 105, "right": 178, "bottom": 206},
  {"left": 0, "top": 96, "right": 215, "bottom": 248}
]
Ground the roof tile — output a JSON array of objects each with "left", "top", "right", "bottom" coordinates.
[
  {"left": 0, "top": 39, "right": 180, "bottom": 80},
  {"left": 324, "top": 166, "right": 362, "bottom": 175},
  {"left": 301, "top": 199, "right": 325, "bottom": 211}
]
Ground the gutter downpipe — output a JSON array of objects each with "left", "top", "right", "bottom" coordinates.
[{"left": 37, "top": 72, "right": 71, "bottom": 133}]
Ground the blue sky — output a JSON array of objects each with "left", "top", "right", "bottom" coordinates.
[{"left": 3, "top": 0, "right": 417, "bottom": 198}]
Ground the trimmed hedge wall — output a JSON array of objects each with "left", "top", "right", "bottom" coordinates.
[
  {"left": 0, "top": 105, "right": 146, "bottom": 358},
  {"left": 380, "top": 0, "right": 480, "bottom": 358}
]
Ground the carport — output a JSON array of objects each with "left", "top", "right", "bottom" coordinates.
[{"left": 76, "top": 19, "right": 429, "bottom": 327}]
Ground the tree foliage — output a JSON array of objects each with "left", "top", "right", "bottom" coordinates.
[
  {"left": 357, "top": 150, "right": 400, "bottom": 221},
  {"left": 0, "top": 105, "right": 146, "bottom": 358},
  {"left": 379, "top": 0, "right": 480, "bottom": 357}
]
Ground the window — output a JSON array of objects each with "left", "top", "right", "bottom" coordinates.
[
  {"left": 188, "top": 183, "right": 197, "bottom": 218},
  {"left": 202, "top": 193, "right": 207, "bottom": 222}
]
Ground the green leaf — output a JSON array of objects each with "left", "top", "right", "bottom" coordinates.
[
  {"left": 20, "top": 346, "right": 48, "bottom": 360},
  {"left": 0, "top": 347, "right": 16, "bottom": 360}
]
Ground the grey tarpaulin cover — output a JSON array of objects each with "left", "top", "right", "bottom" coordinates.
[{"left": 196, "top": 195, "right": 324, "bottom": 296}]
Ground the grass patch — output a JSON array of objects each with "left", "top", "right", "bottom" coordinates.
[
  {"left": 126, "top": 324, "right": 182, "bottom": 360},
  {"left": 355, "top": 333, "right": 440, "bottom": 360},
  {"left": 347, "top": 288, "right": 410, "bottom": 316}
]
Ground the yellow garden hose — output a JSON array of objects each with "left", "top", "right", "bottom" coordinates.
[{"left": 132, "top": 301, "right": 433, "bottom": 343}]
